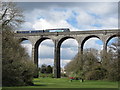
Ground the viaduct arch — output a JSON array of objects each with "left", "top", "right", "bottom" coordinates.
[
  {"left": 55, "top": 36, "right": 77, "bottom": 78},
  {"left": 15, "top": 29, "right": 120, "bottom": 78},
  {"left": 81, "top": 35, "right": 101, "bottom": 52},
  {"left": 105, "top": 35, "right": 118, "bottom": 49},
  {"left": 34, "top": 37, "right": 52, "bottom": 68}
]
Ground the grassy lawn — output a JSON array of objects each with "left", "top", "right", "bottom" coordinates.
[{"left": 3, "top": 77, "right": 119, "bottom": 88}]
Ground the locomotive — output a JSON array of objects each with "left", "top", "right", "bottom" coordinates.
[{"left": 16, "top": 28, "right": 70, "bottom": 33}]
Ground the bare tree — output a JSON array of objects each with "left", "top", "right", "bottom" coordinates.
[{"left": 0, "top": 1, "right": 24, "bottom": 29}]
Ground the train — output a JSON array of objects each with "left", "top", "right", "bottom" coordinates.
[{"left": 16, "top": 28, "right": 70, "bottom": 33}]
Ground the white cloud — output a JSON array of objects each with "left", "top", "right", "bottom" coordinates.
[
  {"left": 61, "top": 59, "right": 71, "bottom": 68},
  {"left": 76, "top": 10, "right": 94, "bottom": 25},
  {"left": 33, "top": 19, "right": 53, "bottom": 30},
  {"left": 84, "top": 38, "right": 103, "bottom": 50},
  {"left": 20, "top": 2, "right": 118, "bottom": 31},
  {"left": 87, "top": 3, "right": 117, "bottom": 16},
  {"left": 61, "top": 47, "right": 78, "bottom": 60},
  {"left": 21, "top": 43, "right": 32, "bottom": 57},
  {"left": 33, "top": 18, "right": 71, "bottom": 30},
  {"left": 38, "top": 58, "right": 54, "bottom": 67},
  {"left": 61, "top": 39, "right": 78, "bottom": 48},
  {"left": 40, "top": 40, "right": 54, "bottom": 47},
  {"left": 38, "top": 44, "right": 54, "bottom": 59},
  {"left": 99, "top": 17, "right": 118, "bottom": 29},
  {"left": 20, "top": 22, "right": 34, "bottom": 30}
]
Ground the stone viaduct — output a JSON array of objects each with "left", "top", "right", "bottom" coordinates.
[{"left": 14, "top": 29, "right": 120, "bottom": 78}]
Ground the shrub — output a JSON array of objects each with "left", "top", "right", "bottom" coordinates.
[
  {"left": 85, "top": 67, "right": 107, "bottom": 80},
  {"left": 40, "top": 73, "right": 54, "bottom": 78},
  {"left": 2, "top": 30, "right": 36, "bottom": 86},
  {"left": 61, "top": 73, "right": 68, "bottom": 77}
]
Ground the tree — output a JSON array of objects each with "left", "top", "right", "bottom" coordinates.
[
  {"left": 65, "top": 52, "right": 83, "bottom": 76},
  {"left": 1, "top": 2, "right": 24, "bottom": 30},
  {"left": 85, "top": 67, "right": 107, "bottom": 80},
  {"left": 2, "top": 2, "right": 36, "bottom": 86},
  {"left": 65, "top": 48, "right": 109, "bottom": 80},
  {"left": 65, "top": 48, "right": 99, "bottom": 79},
  {"left": 2, "top": 30, "right": 36, "bottom": 86},
  {"left": 46, "top": 65, "right": 53, "bottom": 74},
  {"left": 101, "top": 38, "right": 120, "bottom": 81},
  {"left": 40, "top": 64, "right": 47, "bottom": 74}
]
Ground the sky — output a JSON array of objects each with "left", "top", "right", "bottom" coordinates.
[{"left": 18, "top": 2, "right": 119, "bottom": 68}]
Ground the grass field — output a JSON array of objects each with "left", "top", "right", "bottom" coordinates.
[{"left": 3, "top": 77, "right": 119, "bottom": 88}]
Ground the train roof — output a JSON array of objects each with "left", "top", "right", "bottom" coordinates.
[
  {"left": 45, "top": 28, "right": 70, "bottom": 30},
  {"left": 15, "top": 28, "right": 70, "bottom": 32}
]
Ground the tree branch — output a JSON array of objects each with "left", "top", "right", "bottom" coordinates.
[{"left": 1, "top": 8, "right": 8, "bottom": 20}]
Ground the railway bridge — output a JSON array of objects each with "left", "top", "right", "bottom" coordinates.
[{"left": 14, "top": 29, "right": 119, "bottom": 78}]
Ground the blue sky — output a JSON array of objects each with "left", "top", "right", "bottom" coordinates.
[{"left": 19, "top": 2, "right": 118, "bottom": 67}]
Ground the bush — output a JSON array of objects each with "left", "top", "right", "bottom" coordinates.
[
  {"left": 85, "top": 67, "right": 107, "bottom": 80},
  {"left": 106, "top": 60, "right": 120, "bottom": 81},
  {"left": 2, "top": 30, "right": 36, "bottom": 86},
  {"left": 34, "top": 67, "right": 39, "bottom": 78},
  {"left": 40, "top": 73, "right": 54, "bottom": 78},
  {"left": 61, "top": 73, "right": 68, "bottom": 77},
  {"left": 74, "top": 77, "right": 81, "bottom": 80},
  {"left": 47, "top": 74, "right": 54, "bottom": 78}
]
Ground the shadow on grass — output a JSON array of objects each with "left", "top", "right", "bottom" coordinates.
[
  {"left": 33, "top": 84, "right": 47, "bottom": 86},
  {"left": 2, "top": 84, "right": 47, "bottom": 88}
]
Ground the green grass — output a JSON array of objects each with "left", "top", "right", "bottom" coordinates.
[{"left": 3, "top": 77, "right": 119, "bottom": 88}]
